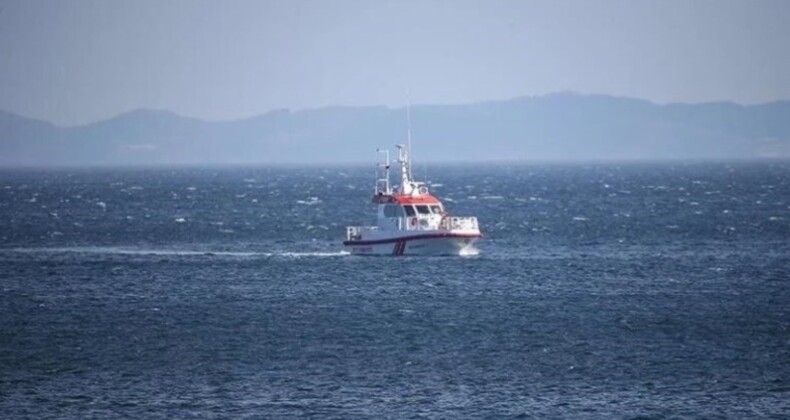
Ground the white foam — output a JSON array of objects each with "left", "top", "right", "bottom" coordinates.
[
  {"left": 297, "top": 197, "right": 322, "bottom": 205},
  {"left": 279, "top": 251, "right": 350, "bottom": 258},
  {"left": 4, "top": 247, "right": 257, "bottom": 257},
  {"left": 459, "top": 246, "right": 480, "bottom": 257},
  {"left": 2, "top": 247, "right": 351, "bottom": 259}
]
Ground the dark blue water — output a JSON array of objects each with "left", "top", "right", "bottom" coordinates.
[{"left": 1, "top": 162, "right": 789, "bottom": 418}]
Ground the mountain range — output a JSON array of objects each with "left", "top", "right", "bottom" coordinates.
[{"left": 2, "top": 93, "right": 789, "bottom": 166}]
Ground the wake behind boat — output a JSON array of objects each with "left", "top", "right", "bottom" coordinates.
[{"left": 344, "top": 145, "right": 482, "bottom": 256}]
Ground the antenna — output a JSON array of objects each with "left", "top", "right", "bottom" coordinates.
[{"left": 407, "top": 99, "right": 413, "bottom": 179}]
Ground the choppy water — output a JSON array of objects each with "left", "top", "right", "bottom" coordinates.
[{"left": 1, "top": 162, "right": 789, "bottom": 418}]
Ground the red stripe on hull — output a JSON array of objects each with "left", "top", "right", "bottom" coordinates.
[{"left": 391, "top": 240, "right": 405, "bottom": 256}]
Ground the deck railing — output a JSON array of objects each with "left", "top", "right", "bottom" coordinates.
[
  {"left": 440, "top": 216, "right": 478, "bottom": 232},
  {"left": 346, "top": 226, "right": 378, "bottom": 241},
  {"left": 347, "top": 216, "right": 479, "bottom": 240}
]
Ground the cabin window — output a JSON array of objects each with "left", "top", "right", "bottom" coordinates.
[
  {"left": 430, "top": 205, "right": 442, "bottom": 214},
  {"left": 416, "top": 205, "right": 431, "bottom": 215},
  {"left": 403, "top": 205, "right": 416, "bottom": 217},
  {"left": 383, "top": 204, "right": 402, "bottom": 218}
]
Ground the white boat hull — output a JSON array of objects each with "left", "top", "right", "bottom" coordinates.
[
  {"left": 344, "top": 144, "right": 482, "bottom": 256},
  {"left": 344, "top": 232, "right": 481, "bottom": 256}
]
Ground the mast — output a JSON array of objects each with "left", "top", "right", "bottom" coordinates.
[
  {"left": 406, "top": 101, "right": 413, "bottom": 179},
  {"left": 396, "top": 144, "right": 413, "bottom": 195},
  {"left": 395, "top": 102, "right": 427, "bottom": 197}
]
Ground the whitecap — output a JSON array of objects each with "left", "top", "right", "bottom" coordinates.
[{"left": 296, "top": 197, "right": 322, "bottom": 205}]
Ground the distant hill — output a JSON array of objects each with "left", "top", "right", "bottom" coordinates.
[{"left": 2, "top": 93, "right": 790, "bottom": 166}]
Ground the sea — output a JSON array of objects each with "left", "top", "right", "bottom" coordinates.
[{"left": 1, "top": 161, "right": 788, "bottom": 418}]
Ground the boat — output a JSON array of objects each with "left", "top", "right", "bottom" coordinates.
[{"left": 343, "top": 144, "right": 482, "bottom": 255}]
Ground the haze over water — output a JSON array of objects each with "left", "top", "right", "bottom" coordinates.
[{"left": 1, "top": 162, "right": 788, "bottom": 417}]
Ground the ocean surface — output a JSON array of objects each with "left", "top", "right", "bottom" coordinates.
[{"left": 1, "top": 161, "right": 789, "bottom": 418}]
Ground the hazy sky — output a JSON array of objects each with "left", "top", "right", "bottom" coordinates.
[{"left": 1, "top": 0, "right": 788, "bottom": 126}]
